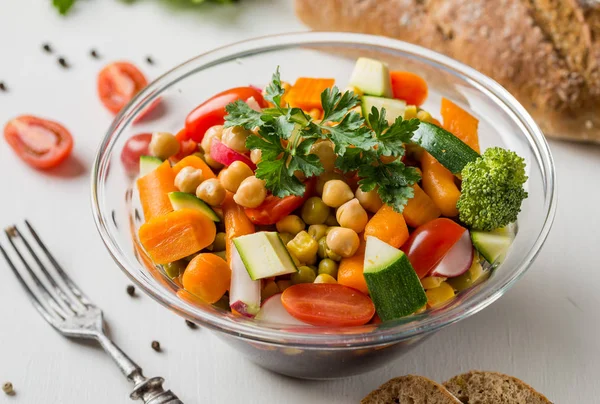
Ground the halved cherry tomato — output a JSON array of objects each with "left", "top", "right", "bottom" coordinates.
[
  {"left": 390, "top": 71, "right": 428, "bottom": 106},
  {"left": 184, "top": 87, "right": 267, "bottom": 143},
  {"left": 97, "top": 62, "right": 149, "bottom": 115},
  {"left": 243, "top": 178, "right": 315, "bottom": 225},
  {"left": 4, "top": 115, "right": 73, "bottom": 169},
  {"left": 281, "top": 283, "right": 375, "bottom": 327},
  {"left": 401, "top": 218, "right": 466, "bottom": 279},
  {"left": 172, "top": 128, "right": 198, "bottom": 162},
  {"left": 121, "top": 133, "right": 152, "bottom": 175}
]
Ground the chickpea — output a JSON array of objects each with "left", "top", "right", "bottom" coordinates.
[
  {"left": 204, "top": 153, "right": 224, "bottom": 170},
  {"left": 276, "top": 215, "right": 306, "bottom": 235},
  {"left": 245, "top": 96, "right": 262, "bottom": 112},
  {"left": 200, "top": 125, "right": 224, "bottom": 154},
  {"left": 149, "top": 132, "right": 180, "bottom": 160},
  {"left": 196, "top": 178, "right": 226, "bottom": 207},
  {"left": 310, "top": 140, "right": 336, "bottom": 172},
  {"left": 220, "top": 161, "right": 253, "bottom": 193},
  {"left": 336, "top": 198, "right": 369, "bottom": 233},
  {"left": 250, "top": 149, "right": 262, "bottom": 165},
  {"left": 308, "top": 108, "right": 322, "bottom": 120},
  {"left": 322, "top": 180, "right": 354, "bottom": 208},
  {"left": 221, "top": 126, "right": 251, "bottom": 153},
  {"left": 175, "top": 166, "right": 204, "bottom": 193},
  {"left": 316, "top": 171, "right": 346, "bottom": 195},
  {"left": 326, "top": 227, "right": 360, "bottom": 258},
  {"left": 355, "top": 187, "right": 383, "bottom": 213},
  {"left": 233, "top": 176, "right": 267, "bottom": 208}
]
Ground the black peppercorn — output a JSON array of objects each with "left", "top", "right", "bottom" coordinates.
[
  {"left": 58, "top": 57, "right": 69, "bottom": 68},
  {"left": 0, "top": 82, "right": 6, "bottom": 92},
  {"left": 146, "top": 56, "right": 154, "bottom": 65},
  {"left": 126, "top": 285, "right": 135, "bottom": 297},
  {"left": 2, "top": 382, "right": 14, "bottom": 396},
  {"left": 43, "top": 43, "right": 52, "bottom": 53},
  {"left": 185, "top": 320, "right": 198, "bottom": 329},
  {"left": 151, "top": 340, "right": 161, "bottom": 352},
  {"left": 90, "top": 49, "right": 99, "bottom": 59}
]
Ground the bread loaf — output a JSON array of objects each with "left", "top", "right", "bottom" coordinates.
[
  {"left": 296, "top": 0, "right": 600, "bottom": 143},
  {"left": 361, "top": 375, "right": 462, "bottom": 404}
]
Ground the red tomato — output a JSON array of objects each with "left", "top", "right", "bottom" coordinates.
[
  {"left": 4, "top": 115, "right": 73, "bottom": 169},
  {"left": 243, "top": 178, "right": 315, "bottom": 225},
  {"left": 281, "top": 284, "right": 375, "bottom": 327},
  {"left": 184, "top": 87, "right": 267, "bottom": 143},
  {"left": 120, "top": 133, "right": 152, "bottom": 175},
  {"left": 401, "top": 218, "right": 466, "bottom": 279},
  {"left": 97, "top": 62, "right": 148, "bottom": 114},
  {"left": 172, "top": 128, "right": 198, "bottom": 162},
  {"left": 390, "top": 71, "right": 429, "bottom": 107}
]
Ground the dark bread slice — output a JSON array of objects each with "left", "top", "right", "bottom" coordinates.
[
  {"left": 443, "top": 371, "right": 553, "bottom": 404},
  {"left": 361, "top": 375, "right": 461, "bottom": 404}
]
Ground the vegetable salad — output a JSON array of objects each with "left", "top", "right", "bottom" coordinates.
[{"left": 133, "top": 57, "right": 528, "bottom": 327}]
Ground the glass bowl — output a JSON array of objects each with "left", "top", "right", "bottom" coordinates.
[{"left": 91, "top": 32, "right": 556, "bottom": 379}]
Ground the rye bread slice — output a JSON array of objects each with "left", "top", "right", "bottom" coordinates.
[
  {"left": 362, "top": 375, "right": 461, "bottom": 404},
  {"left": 443, "top": 371, "right": 553, "bottom": 404}
]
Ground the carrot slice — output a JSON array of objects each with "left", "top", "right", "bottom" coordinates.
[
  {"left": 421, "top": 152, "right": 461, "bottom": 217},
  {"left": 182, "top": 253, "right": 230, "bottom": 304},
  {"left": 137, "top": 160, "right": 177, "bottom": 221},
  {"left": 441, "top": 98, "right": 480, "bottom": 153},
  {"left": 364, "top": 205, "right": 409, "bottom": 248},
  {"left": 138, "top": 208, "right": 216, "bottom": 264},
  {"left": 403, "top": 184, "right": 441, "bottom": 228},
  {"left": 222, "top": 193, "right": 255, "bottom": 265},
  {"left": 284, "top": 78, "right": 335, "bottom": 111},
  {"left": 390, "top": 71, "right": 428, "bottom": 106},
  {"left": 172, "top": 155, "right": 217, "bottom": 179},
  {"left": 337, "top": 239, "right": 369, "bottom": 295}
]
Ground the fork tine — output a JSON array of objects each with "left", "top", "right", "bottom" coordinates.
[
  {"left": 0, "top": 243, "right": 63, "bottom": 326},
  {"left": 25, "top": 220, "right": 93, "bottom": 307},
  {"left": 4, "top": 228, "right": 71, "bottom": 318}
]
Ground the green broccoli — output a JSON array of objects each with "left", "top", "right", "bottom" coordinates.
[{"left": 456, "top": 147, "right": 528, "bottom": 231}]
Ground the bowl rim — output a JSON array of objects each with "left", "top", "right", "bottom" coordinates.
[{"left": 91, "top": 31, "right": 557, "bottom": 348}]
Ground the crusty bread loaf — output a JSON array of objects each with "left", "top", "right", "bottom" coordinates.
[
  {"left": 295, "top": 0, "right": 600, "bottom": 143},
  {"left": 361, "top": 375, "right": 461, "bottom": 404},
  {"left": 443, "top": 371, "right": 553, "bottom": 403}
]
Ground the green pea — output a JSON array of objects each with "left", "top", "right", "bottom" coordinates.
[
  {"left": 164, "top": 260, "right": 187, "bottom": 279},
  {"left": 308, "top": 224, "right": 328, "bottom": 241},
  {"left": 291, "top": 266, "right": 317, "bottom": 284},
  {"left": 325, "top": 212, "right": 339, "bottom": 226},
  {"left": 317, "top": 237, "right": 328, "bottom": 259},
  {"left": 212, "top": 232, "right": 227, "bottom": 251},
  {"left": 278, "top": 232, "right": 295, "bottom": 245},
  {"left": 213, "top": 250, "right": 227, "bottom": 261},
  {"left": 318, "top": 258, "right": 339, "bottom": 278},
  {"left": 213, "top": 294, "right": 230, "bottom": 311},
  {"left": 326, "top": 248, "right": 342, "bottom": 262},
  {"left": 301, "top": 197, "right": 330, "bottom": 225}
]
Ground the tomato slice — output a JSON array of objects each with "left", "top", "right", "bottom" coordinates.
[
  {"left": 172, "top": 128, "right": 198, "bottom": 162},
  {"left": 97, "top": 62, "right": 149, "bottom": 114},
  {"left": 4, "top": 115, "right": 73, "bottom": 169},
  {"left": 243, "top": 178, "right": 315, "bottom": 225},
  {"left": 401, "top": 218, "right": 467, "bottom": 279},
  {"left": 281, "top": 284, "right": 375, "bottom": 327},
  {"left": 184, "top": 87, "right": 267, "bottom": 143},
  {"left": 120, "top": 133, "right": 152, "bottom": 175}
]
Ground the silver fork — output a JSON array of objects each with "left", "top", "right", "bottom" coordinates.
[{"left": 0, "top": 221, "right": 182, "bottom": 404}]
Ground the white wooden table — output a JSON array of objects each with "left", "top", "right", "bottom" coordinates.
[{"left": 1, "top": 1, "right": 599, "bottom": 402}]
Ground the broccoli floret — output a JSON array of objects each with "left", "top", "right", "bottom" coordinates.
[{"left": 457, "top": 147, "right": 528, "bottom": 231}]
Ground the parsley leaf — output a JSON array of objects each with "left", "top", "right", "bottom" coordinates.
[
  {"left": 358, "top": 162, "right": 421, "bottom": 212},
  {"left": 320, "top": 87, "right": 360, "bottom": 124},
  {"left": 264, "top": 67, "right": 285, "bottom": 109},
  {"left": 224, "top": 100, "right": 263, "bottom": 129},
  {"left": 288, "top": 139, "right": 324, "bottom": 178},
  {"left": 255, "top": 160, "right": 306, "bottom": 198},
  {"left": 368, "top": 107, "right": 420, "bottom": 157},
  {"left": 53, "top": 0, "right": 76, "bottom": 15},
  {"left": 324, "top": 112, "right": 376, "bottom": 155}
]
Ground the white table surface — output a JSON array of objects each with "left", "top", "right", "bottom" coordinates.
[{"left": 1, "top": 1, "right": 599, "bottom": 403}]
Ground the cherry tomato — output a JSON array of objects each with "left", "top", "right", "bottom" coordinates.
[
  {"left": 97, "top": 62, "right": 149, "bottom": 114},
  {"left": 4, "top": 115, "right": 73, "bottom": 169},
  {"left": 172, "top": 128, "right": 198, "bottom": 162},
  {"left": 243, "top": 178, "right": 315, "bottom": 225},
  {"left": 281, "top": 284, "right": 375, "bottom": 327},
  {"left": 120, "top": 133, "right": 152, "bottom": 175},
  {"left": 401, "top": 218, "right": 466, "bottom": 279},
  {"left": 184, "top": 87, "right": 267, "bottom": 143}
]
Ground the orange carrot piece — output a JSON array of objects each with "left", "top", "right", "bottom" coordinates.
[
  {"left": 137, "top": 160, "right": 177, "bottom": 221},
  {"left": 138, "top": 208, "right": 216, "bottom": 264},
  {"left": 441, "top": 98, "right": 480, "bottom": 153},
  {"left": 364, "top": 205, "right": 410, "bottom": 248},
  {"left": 403, "top": 184, "right": 441, "bottom": 228},
  {"left": 182, "top": 253, "right": 230, "bottom": 303},
  {"left": 337, "top": 239, "right": 369, "bottom": 295},
  {"left": 390, "top": 71, "right": 428, "bottom": 106},
  {"left": 285, "top": 78, "right": 335, "bottom": 111},
  {"left": 223, "top": 193, "right": 255, "bottom": 265},
  {"left": 172, "top": 155, "right": 217, "bottom": 179},
  {"left": 421, "top": 152, "right": 461, "bottom": 217}
]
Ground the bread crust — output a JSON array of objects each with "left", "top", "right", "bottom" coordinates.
[
  {"left": 295, "top": 0, "right": 600, "bottom": 143},
  {"left": 361, "top": 375, "right": 461, "bottom": 404}
]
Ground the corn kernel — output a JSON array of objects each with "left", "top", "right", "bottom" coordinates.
[
  {"left": 421, "top": 276, "right": 447, "bottom": 290},
  {"left": 404, "top": 105, "right": 418, "bottom": 120},
  {"left": 417, "top": 109, "right": 433, "bottom": 123},
  {"left": 314, "top": 274, "right": 337, "bottom": 284},
  {"left": 425, "top": 282, "right": 455, "bottom": 308},
  {"left": 286, "top": 231, "right": 319, "bottom": 263}
]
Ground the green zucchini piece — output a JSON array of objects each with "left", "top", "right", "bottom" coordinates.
[
  {"left": 139, "top": 155, "right": 163, "bottom": 177},
  {"left": 411, "top": 122, "right": 480, "bottom": 174},
  {"left": 471, "top": 229, "right": 514, "bottom": 265},
  {"left": 168, "top": 192, "right": 220, "bottom": 222},
  {"left": 363, "top": 236, "right": 427, "bottom": 321},
  {"left": 362, "top": 96, "right": 407, "bottom": 125}
]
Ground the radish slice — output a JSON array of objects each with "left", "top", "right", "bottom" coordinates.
[
  {"left": 255, "top": 294, "right": 310, "bottom": 326},
  {"left": 210, "top": 138, "right": 256, "bottom": 170},
  {"left": 229, "top": 247, "right": 261, "bottom": 317},
  {"left": 431, "top": 230, "right": 474, "bottom": 278}
]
